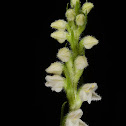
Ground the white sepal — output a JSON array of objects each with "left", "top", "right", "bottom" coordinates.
[
  {"left": 75, "top": 56, "right": 88, "bottom": 70},
  {"left": 66, "top": 9, "right": 76, "bottom": 21},
  {"left": 45, "top": 62, "right": 63, "bottom": 75},
  {"left": 51, "top": 19, "right": 67, "bottom": 30},
  {"left": 45, "top": 75, "right": 65, "bottom": 92},
  {"left": 51, "top": 30, "right": 67, "bottom": 43},
  {"left": 82, "top": 2, "right": 94, "bottom": 14},
  {"left": 82, "top": 35, "right": 99, "bottom": 49},
  {"left": 57, "top": 47, "right": 71, "bottom": 62},
  {"left": 76, "top": 14, "right": 85, "bottom": 26}
]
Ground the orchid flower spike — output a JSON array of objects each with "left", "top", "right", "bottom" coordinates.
[{"left": 44, "top": 0, "right": 102, "bottom": 126}]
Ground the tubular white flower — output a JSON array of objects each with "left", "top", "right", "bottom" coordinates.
[
  {"left": 51, "top": 20, "right": 67, "bottom": 30},
  {"left": 75, "top": 56, "right": 88, "bottom": 70},
  {"left": 66, "top": 9, "right": 76, "bottom": 21},
  {"left": 45, "top": 62, "right": 63, "bottom": 75},
  {"left": 76, "top": 14, "right": 85, "bottom": 26},
  {"left": 82, "top": 2, "right": 94, "bottom": 14},
  {"left": 66, "top": 109, "right": 88, "bottom": 126},
  {"left": 45, "top": 75, "right": 65, "bottom": 92},
  {"left": 79, "top": 83, "right": 101, "bottom": 104},
  {"left": 57, "top": 47, "right": 71, "bottom": 62},
  {"left": 51, "top": 30, "right": 67, "bottom": 43},
  {"left": 71, "top": 0, "right": 79, "bottom": 7},
  {"left": 82, "top": 35, "right": 99, "bottom": 49}
]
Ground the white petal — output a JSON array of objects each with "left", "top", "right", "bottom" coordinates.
[
  {"left": 66, "top": 119, "right": 79, "bottom": 126},
  {"left": 45, "top": 75, "right": 64, "bottom": 92},
  {"left": 79, "top": 119, "right": 88, "bottom": 126},
  {"left": 79, "top": 90, "right": 88, "bottom": 102},
  {"left": 87, "top": 92, "right": 92, "bottom": 104},
  {"left": 68, "top": 109, "right": 83, "bottom": 120},
  {"left": 82, "top": 83, "right": 97, "bottom": 91},
  {"left": 92, "top": 92, "right": 102, "bottom": 101},
  {"left": 51, "top": 87, "right": 63, "bottom": 92},
  {"left": 45, "top": 82, "right": 54, "bottom": 87},
  {"left": 45, "top": 75, "right": 64, "bottom": 82}
]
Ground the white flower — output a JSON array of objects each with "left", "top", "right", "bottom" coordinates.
[
  {"left": 66, "top": 109, "right": 88, "bottom": 126},
  {"left": 45, "top": 75, "right": 65, "bottom": 92},
  {"left": 82, "top": 35, "right": 99, "bottom": 49},
  {"left": 66, "top": 9, "right": 76, "bottom": 21},
  {"left": 51, "top": 20, "right": 67, "bottom": 30},
  {"left": 75, "top": 56, "right": 88, "bottom": 70},
  {"left": 79, "top": 83, "right": 101, "bottom": 104},
  {"left": 51, "top": 30, "right": 67, "bottom": 43},
  {"left": 45, "top": 62, "right": 63, "bottom": 75},
  {"left": 57, "top": 47, "right": 71, "bottom": 62},
  {"left": 82, "top": 2, "right": 94, "bottom": 14},
  {"left": 76, "top": 14, "right": 85, "bottom": 26}
]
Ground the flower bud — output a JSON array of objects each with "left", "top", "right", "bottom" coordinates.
[
  {"left": 51, "top": 20, "right": 67, "bottom": 30},
  {"left": 82, "top": 35, "right": 99, "bottom": 49},
  {"left": 75, "top": 56, "right": 88, "bottom": 70},
  {"left": 51, "top": 30, "right": 67, "bottom": 43},
  {"left": 82, "top": 2, "right": 94, "bottom": 14},
  {"left": 65, "top": 9, "right": 75, "bottom": 21},
  {"left": 57, "top": 47, "right": 71, "bottom": 62},
  {"left": 76, "top": 14, "right": 85, "bottom": 26},
  {"left": 45, "top": 62, "right": 63, "bottom": 75},
  {"left": 71, "top": 0, "right": 79, "bottom": 7},
  {"left": 45, "top": 75, "right": 65, "bottom": 92}
]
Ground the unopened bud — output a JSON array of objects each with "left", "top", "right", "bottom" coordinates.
[
  {"left": 51, "top": 30, "right": 67, "bottom": 43},
  {"left": 65, "top": 9, "right": 75, "bottom": 21},
  {"left": 71, "top": 0, "right": 79, "bottom": 7},
  {"left": 45, "top": 62, "right": 63, "bottom": 75},
  {"left": 82, "top": 2, "right": 94, "bottom": 14},
  {"left": 51, "top": 20, "right": 67, "bottom": 30},
  {"left": 57, "top": 47, "right": 71, "bottom": 62},
  {"left": 82, "top": 35, "right": 99, "bottom": 49},
  {"left": 76, "top": 14, "right": 85, "bottom": 26},
  {"left": 75, "top": 56, "right": 88, "bottom": 70}
]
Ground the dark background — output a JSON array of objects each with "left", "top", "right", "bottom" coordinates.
[{"left": 25, "top": 0, "right": 124, "bottom": 125}]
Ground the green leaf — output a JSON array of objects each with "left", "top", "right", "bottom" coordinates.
[
  {"left": 75, "top": 1, "right": 81, "bottom": 15},
  {"left": 66, "top": 3, "right": 69, "bottom": 11},
  {"left": 60, "top": 101, "right": 67, "bottom": 126}
]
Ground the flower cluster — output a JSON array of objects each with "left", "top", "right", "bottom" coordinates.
[{"left": 45, "top": 0, "right": 101, "bottom": 126}]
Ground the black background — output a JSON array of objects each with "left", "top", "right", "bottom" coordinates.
[{"left": 25, "top": 0, "right": 124, "bottom": 125}]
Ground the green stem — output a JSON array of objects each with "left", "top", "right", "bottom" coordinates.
[{"left": 63, "top": 65, "right": 75, "bottom": 108}]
